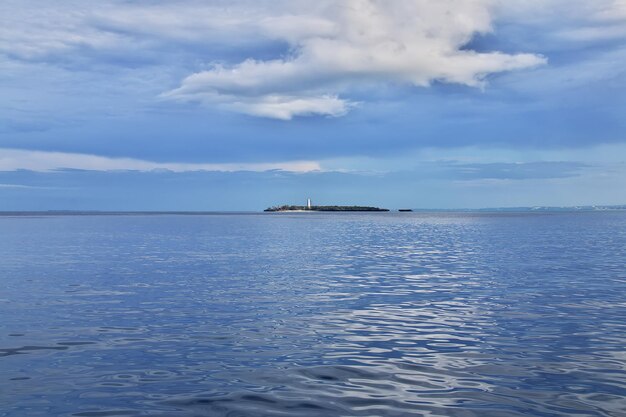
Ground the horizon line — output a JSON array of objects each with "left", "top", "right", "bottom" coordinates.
[{"left": 1, "top": 205, "right": 625, "bottom": 216}]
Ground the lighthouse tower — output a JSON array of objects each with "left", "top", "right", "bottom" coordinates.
[{"left": 307, "top": 198, "right": 312, "bottom": 209}]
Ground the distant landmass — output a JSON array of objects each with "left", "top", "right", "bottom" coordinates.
[
  {"left": 264, "top": 204, "right": 626, "bottom": 213},
  {"left": 414, "top": 205, "right": 626, "bottom": 213},
  {"left": 0, "top": 205, "right": 624, "bottom": 216},
  {"left": 264, "top": 205, "right": 389, "bottom": 212}
]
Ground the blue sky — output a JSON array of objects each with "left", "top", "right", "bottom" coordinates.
[{"left": 1, "top": 0, "right": 625, "bottom": 210}]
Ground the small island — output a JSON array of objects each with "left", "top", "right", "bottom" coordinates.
[
  {"left": 265, "top": 199, "right": 389, "bottom": 212},
  {"left": 265, "top": 205, "right": 389, "bottom": 212}
]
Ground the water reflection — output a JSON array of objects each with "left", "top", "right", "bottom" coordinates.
[{"left": 0, "top": 212, "right": 625, "bottom": 416}]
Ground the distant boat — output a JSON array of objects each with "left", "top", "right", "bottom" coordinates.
[{"left": 398, "top": 209, "right": 413, "bottom": 212}]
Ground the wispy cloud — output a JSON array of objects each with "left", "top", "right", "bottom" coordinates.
[
  {"left": 0, "top": 183, "right": 52, "bottom": 189},
  {"left": 555, "top": 0, "right": 626, "bottom": 41},
  {"left": 442, "top": 161, "right": 588, "bottom": 180},
  {"left": 1, "top": 158, "right": 621, "bottom": 211},
  {"left": 0, "top": 149, "right": 321, "bottom": 173}
]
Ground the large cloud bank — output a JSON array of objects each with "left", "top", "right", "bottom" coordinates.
[
  {"left": 2, "top": 0, "right": 626, "bottom": 120},
  {"left": 163, "top": 0, "right": 546, "bottom": 119}
]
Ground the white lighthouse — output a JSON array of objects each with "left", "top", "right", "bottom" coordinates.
[{"left": 307, "top": 198, "right": 312, "bottom": 209}]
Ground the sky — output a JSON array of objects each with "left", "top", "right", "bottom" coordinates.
[{"left": 1, "top": 0, "right": 625, "bottom": 210}]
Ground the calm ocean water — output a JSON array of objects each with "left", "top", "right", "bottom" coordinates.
[{"left": 1, "top": 212, "right": 625, "bottom": 417}]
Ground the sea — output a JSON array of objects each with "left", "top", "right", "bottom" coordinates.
[{"left": 1, "top": 211, "right": 625, "bottom": 417}]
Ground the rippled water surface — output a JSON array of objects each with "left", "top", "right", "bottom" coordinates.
[{"left": 1, "top": 212, "right": 626, "bottom": 417}]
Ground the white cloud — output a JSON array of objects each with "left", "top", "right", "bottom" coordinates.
[
  {"left": 0, "top": 149, "right": 321, "bottom": 173},
  {"left": 554, "top": 0, "right": 626, "bottom": 41},
  {"left": 0, "top": 183, "right": 48, "bottom": 189},
  {"left": 226, "top": 94, "right": 352, "bottom": 120},
  {"left": 493, "top": 0, "right": 626, "bottom": 42},
  {"left": 1, "top": 0, "right": 546, "bottom": 120},
  {"left": 596, "top": 0, "right": 626, "bottom": 20},
  {"left": 164, "top": 0, "right": 546, "bottom": 119},
  {"left": 5, "top": 0, "right": 626, "bottom": 119}
]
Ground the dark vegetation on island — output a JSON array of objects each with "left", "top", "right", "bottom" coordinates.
[{"left": 264, "top": 205, "right": 390, "bottom": 212}]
